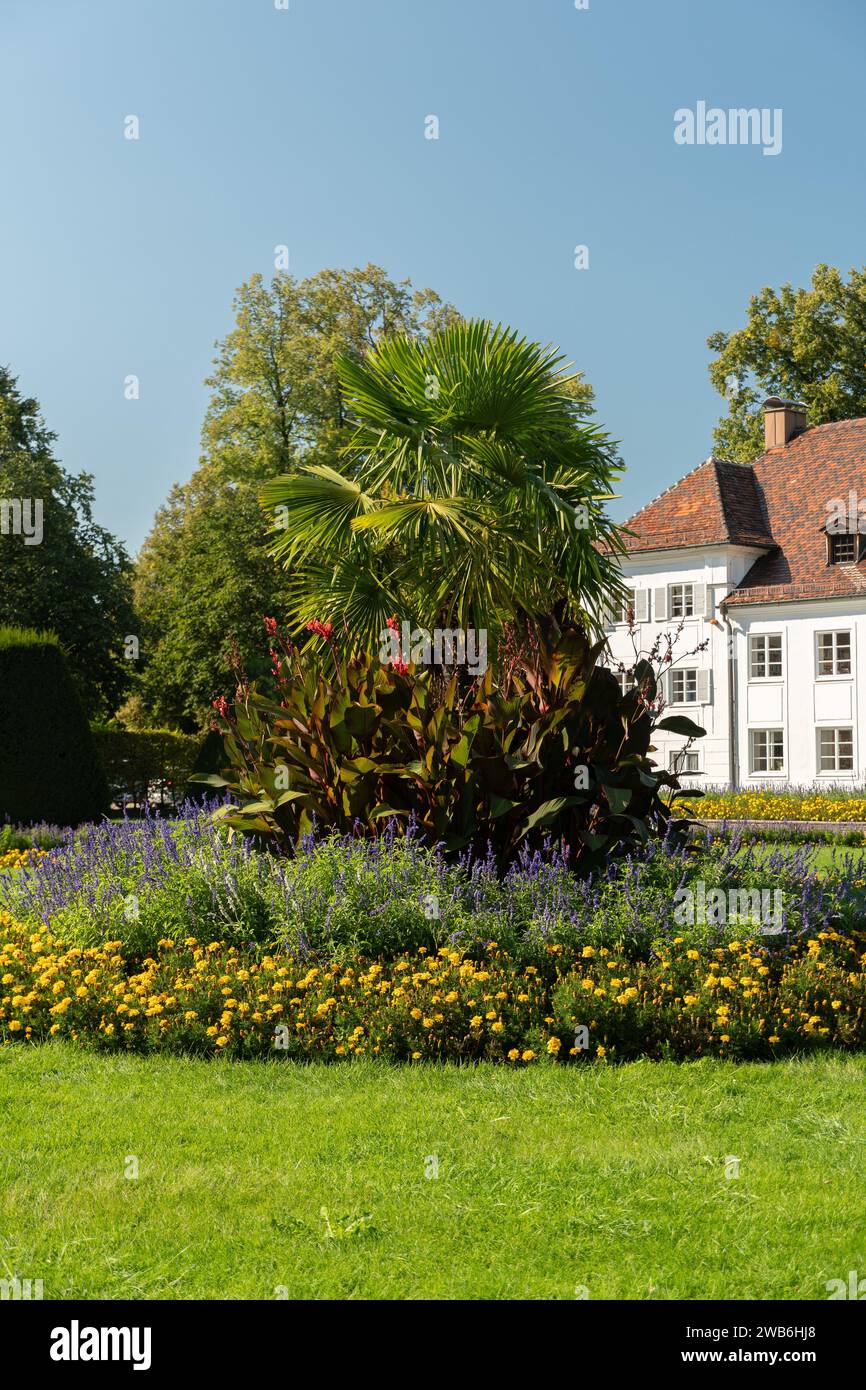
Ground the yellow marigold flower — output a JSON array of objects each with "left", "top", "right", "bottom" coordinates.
[
  {"left": 206, "top": 1025, "right": 218, "bottom": 1036},
  {"left": 547, "top": 1036, "right": 561, "bottom": 1054},
  {"left": 596, "top": 1045, "right": 606, "bottom": 1058},
  {"left": 507, "top": 1048, "right": 520, "bottom": 1061},
  {"left": 470, "top": 1015, "right": 482, "bottom": 1028},
  {"left": 686, "top": 949, "right": 700, "bottom": 960},
  {"left": 581, "top": 946, "right": 595, "bottom": 958},
  {"left": 491, "top": 1021, "right": 504, "bottom": 1033},
  {"left": 521, "top": 1049, "right": 535, "bottom": 1061}
]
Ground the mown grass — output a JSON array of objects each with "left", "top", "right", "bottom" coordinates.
[
  {"left": 728, "top": 842, "right": 866, "bottom": 874},
  {"left": 1, "top": 1046, "right": 864, "bottom": 1300}
]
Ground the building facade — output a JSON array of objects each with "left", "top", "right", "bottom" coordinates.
[{"left": 607, "top": 399, "right": 866, "bottom": 788}]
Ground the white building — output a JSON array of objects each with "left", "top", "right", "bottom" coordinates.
[{"left": 606, "top": 398, "right": 866, "bottom": 788}]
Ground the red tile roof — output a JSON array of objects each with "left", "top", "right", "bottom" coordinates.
[
  {"left": 620, "top": 457, "right": 773, "bottom": 553},
  {"left": 622, "top": 417, "right": 866, "bottom": 607}
]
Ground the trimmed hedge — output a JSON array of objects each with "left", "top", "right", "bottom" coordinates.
[
  {"left": 0, "top": 627, "right": 109, "bottom": 826},
  {"left": 183, "top": 729, "right": 226, "bottom": 803},
  {"left": 92, "top": 728, "right": 200, "bottom": 808}
]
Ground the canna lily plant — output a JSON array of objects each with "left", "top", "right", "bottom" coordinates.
[{"left": 195, "top": 617, "right": 705, "bottom": 873}]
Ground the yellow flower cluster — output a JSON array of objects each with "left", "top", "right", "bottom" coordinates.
[
  {"left": 699, "top": 792, "right": 866, "bottom": 824},
  {"left": 0, "top": 915, "right": 549, "bottom": 1063},
  {"left": 0, "top": 848, "right": 45, "bottom": 873},
  {"left": 552, "top": 932, "right": 866, "bottom": 1060},
  {"left": 3, "top": 910, "right": 866, "bottom": 1063}
]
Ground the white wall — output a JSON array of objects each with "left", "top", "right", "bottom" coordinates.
[
  {"left": 605, "top": 546, "right": 751, "bottom": 786},
  {"left": 728, "top": 601, "right": 866, "bottom": 786},
  {"left": 607, "top": 546, "right": 866, "bottom": 788}
]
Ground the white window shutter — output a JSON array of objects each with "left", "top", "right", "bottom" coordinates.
[
  {"left": 697, "top": 668, "right": 712, "bottom": 704},
  {"left": 601, "top": 598, "right": 615, "bottom": 633},
  {"left": 703, "top": 584, "right": 714, "bottom": 618},
  {"left": 635, "top": 589, "right": 649, "bottom": 623},
  {"left": 654, "top": 586, "right": 667, "bottom": 621},
  {"left": 693, "top": 582, "right": 706, "bottom": 617}
]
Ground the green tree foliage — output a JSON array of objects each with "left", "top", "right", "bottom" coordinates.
[
  {"left": 134, "top": 265, "right": 460, "bottom": 729},
  {"left": 708, "top": 264, "right": 866, "bottom": 460},
  {"left": 0, "top": 627, "right": 109, "bottom": 825},
  {"left": 0, "top": 368, "right": 134, "bottom": 718},
  {"left": 134, "top": 473, "right": 293, "bottom": 730},
  {"left": 260, "top": 320, "right": 624, "bottom": 651}
]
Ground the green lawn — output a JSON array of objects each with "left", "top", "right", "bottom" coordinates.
[
  {"left": 798, "top": 844, "right": 866, "bottom": 873},
  {"left": 731, "top": 841, "right": 866, "bottom": 874},
  {"left": 2, "top": 1045, "right": 864, "bottom": 1300}
]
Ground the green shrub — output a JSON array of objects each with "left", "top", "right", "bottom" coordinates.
[
  {"left": 0, "top": 627, "right": 109, "bottom": 826},
  {"left": 92, "top": 728, "right": 199, "bottom": 808}
]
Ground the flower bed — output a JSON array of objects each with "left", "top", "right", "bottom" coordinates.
[
  {"left": 699, "top": 790, "right": 866, "bottom": 823},
  {"left": 3, "top": 803, "right": 866, "bottom": 1062},
  {"left": 2, "top": 914, "right": 865, "bottom": 1063},
  {"left": 1, "top": 803, "right": 858, "bottom": 962}
]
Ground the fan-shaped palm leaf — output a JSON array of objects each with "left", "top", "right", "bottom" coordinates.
[{"left": 260, "top": 319, "right": 629, "bottom": 650}]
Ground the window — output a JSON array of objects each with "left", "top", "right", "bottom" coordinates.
[
  {"left": 669, "top": 583, "right": 695, "bottom": 618},
  {"left": 605, "top": 667, "right": 635, "bottom": 696},
  {"left": 816, "top": 630, "right": 852, "bottom": 677},
  {"left": 669, "top": 749, "right": 699, "bottom": 775},
  {"left": 750, "top": 728, "right": 785, "bottom": 774},
  {"left": 671, "top": 668, "right": 698, "bottom": 704},
  {"left": 829, "top": 532, "right": 858, "bottom": 564},
  {"left": 749, "top": 634, "right": 782, "bottom": 679},
  {"left": 818, "top": 727, "right": 854, "bottom": 773},
  {"left": 618, "top": 589, "right": 635, "bottom": 625}
]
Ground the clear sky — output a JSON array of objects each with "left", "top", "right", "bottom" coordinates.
[{"left": 3, "top": 0, "right": 865, "bottom": 554}]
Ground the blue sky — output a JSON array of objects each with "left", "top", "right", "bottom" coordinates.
[{"left": 2, "top": 0, "right": 865, "bottom": 553}]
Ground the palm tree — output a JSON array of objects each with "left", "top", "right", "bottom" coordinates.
[{"left": 259, "top": 319, "right": 628, "bottom": 655}]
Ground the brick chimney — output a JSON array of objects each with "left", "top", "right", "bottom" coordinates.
[{"left": 763, "top": 396, "right": 807, "bottom": 449}]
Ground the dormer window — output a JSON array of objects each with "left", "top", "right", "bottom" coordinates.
[{"left": 829, "top": 532, "right": 859, "bottom": 564}]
